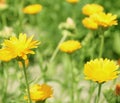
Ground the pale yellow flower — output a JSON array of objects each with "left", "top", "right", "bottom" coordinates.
[
  {"left": 82, "top": 17, "right": 98, "bottom": 30},
  {"left": 82, "top": 4, "right": 104, "bottom": 16},
  {"left": 91, "top": 12, "right": 118, "bottom": 27},
  {"left": 84, "top": 58, "right": 119, "bottom": 83},
  {"left": 24, "top": 84, "right": 53, "bottom": 102},
  {"left": 59, "top": 40, "right": 81, "bottom": 53},
  {"left": 1, "top": 33, "right": 40, "bottom": 61},
  {"left": 23, "top": 4, "right": 42, "bottom": 14},
  {"left": 66, "top": 0, "right": 79, "bottom": 4}
]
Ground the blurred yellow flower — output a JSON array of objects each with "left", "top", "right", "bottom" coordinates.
[
  {"left": 66, "top": 0, "right": 79, "bottom": 4},
  {"left": 82, "top": 4, "right": 104, "bottom": 16},
  {"left": 0, "top": 48, "right": 13, "bottom": 61},
  {"left": 24, "top": 84, "right": 53, "bottom": 102},
  {"left": 59, "top": 40, "right": 81, "bottom": 53},
  {"left": 1, "top": 33, "right": 40, "bottom": 60},
  {"left": 82, "top": 17, "right": 98, "bottom": 30},
  {"left": 91, "top": 12, "right": 118, "bottom": 27},
  {"left": 84, "top": 58, "right": 119, "bottom": 83},
  {"left": 23, "top": 4, "right": 42, "bottom": 14}
]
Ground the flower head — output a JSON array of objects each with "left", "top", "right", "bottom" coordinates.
[
  {"left": 23, "top": 4, "right": 42, "bottom": 14},
  {"left": 84, "top": 58, "right": 119, "bottom": 83},
  {"left": 59, "top": 40, "right": 81, "bottom": 53},
  {"left": 24, "top": 84, "right": 53, "bottom": 102},
  {"left": 66, "top": 0, "right": 79, "bottom": 4},
  {"left": 0, "top": 48, "right": 13, "bottom": 61},
  {"left": 82, "top": 17, "right": 98, "bottom": 30},
  {"left": 82, "top": 4, "right": 104, "bottom": 16},
  {"left": 1, "top": 33, "right": 40, "bottom": 61},
  {"left": 91, "top": 12, "right": 117, "bottom": 27}
]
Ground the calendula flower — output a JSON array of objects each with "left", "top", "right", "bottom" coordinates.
[
  {"left": 0, "top": 48, "right": 13, "bottom": 61},
  {"left": 23, "top": 4, "right": 42, "bottom": 14},
  {"left": 66, "top": 0, "right": 79, "bottom": 4},
  {"left": 59, "top": 40, "right": 81, "bottom": 53},
  {"left": 1, "top": 33, "right": 40, "bottom": 60},
  {"left": 82, "top": 17, "right": 98, "bottom": 30},
  {"left": 115, "top": 84, "right": 120, "bottom": 96},
  {"left": 82, "top": 4, "right": 104, "bottom": 16},
  {"left": 24, "top": 84, "right": 53, "bottom": 102},
  {"left": 84, "top": 58, "right": 119, "bottom": 83},
  {"left": 91, "top": 12, "right": 118, "bottom": 27}
]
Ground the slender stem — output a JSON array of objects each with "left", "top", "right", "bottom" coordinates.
[
  {"left": 22, "top": 61, "right": 32, "bottom": 103},
  {"left": 50, "top": 34, "right": 68, "bottom": 62},
  {"left": 96, "top": 83, "right": 102, "bottom": 103},
  {"left": 99, "top": 34, "right": 104, "bottom": 58},
  {"left": 81, "top": 30, "right": 93, "bottom": 46},
  {"left": 70, "top": 54, "right": 74, "bottom": 103},
  {"left": 116, "top": 96, "right": 119, "bottom": 103},
  {"left": 1, "top": 63, "right": 8, "bottom": 103}
]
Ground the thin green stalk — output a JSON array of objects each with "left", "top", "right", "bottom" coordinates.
[
  {"left": 70, "top": 54, "right": 74, "bottom": 103},
  {"left": 96, "top": 83, "right": 102, "bottom": 103},
  {"left": 50, "top": 34, "right": 68, "bottom": 62},
  {"left": 21, "top": 61, "right": 32, "bottom": 103},
  {"left": 99, "top": 34, "right": 104, "bottom": 58},
  {"left": 37, "top": 51, "right": 47, "bottom": 82},
  {"left": 1, "top": 63, "right": 8, "bottom": 103}
]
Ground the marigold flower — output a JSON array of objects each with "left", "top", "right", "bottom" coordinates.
[
  {"left": 23, "top": 4, "right": 42, "bottom": 14},
  {"left": 82, "top": 4, "right": 104, "bottom": 16},
  {"left": 66, "top": 0, "right": 79, "bottom": 4},
  {"left": 91, "top": 12, "right": 118, "bottom": 27},
  {"left": 82, "top": 17, "right": 98, "bottom": 30},
  {"left": 59, "top": 40, "right": 81, "bottom": 53},
  {"left": 1, "top": 33, "right": 40, "bottom": 60},
  {"left": 115, "top": 84, "right": 120, "bottom": 96},
  {"left": 24, "top": 84, "right": 53, "bottom": 102},
  {"left": 84, "top": 58, "right": 119, "bottom": 83},
  {"left": 0, "top": 48, "right": 13, "bottom": 61}
]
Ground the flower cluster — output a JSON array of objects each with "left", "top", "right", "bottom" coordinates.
[
  {"left": 24, "top": 84, "right": 53, "bottom": 102},
  {"left": 84, "top": 58, "right": 119, "bottom": 83},
  {"left": 59, "top": 40, "right": 81, "bottom": 53},
  {"left": 0, "top": 33, "right": 40, "bottom": 61},
  {"left": 82, "top": 4, "right": 117, "bottom": 30}
]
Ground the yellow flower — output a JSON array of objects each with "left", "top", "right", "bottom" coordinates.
[
  {"left": 24, "top": 84, "right": 53, "bottom": 102},
  {"left": 91, "top": 12, "right": 118, "bottom": 27},
  {"left": 59, "top": 40, "right": 81, "bottom": 53},
  {"left": 1, "top": 33, "right": 40, "bottom": 60},
  {"left": 66, "top": 0, "right": 79, "bottom": 4},
  {"left": 84, "top": 58, "right": 119, "bottom": 83},
  {"left": 23, "top": 4, "right": 42, "bottom": 14},
  {"left": 82, "top": 17, "right": 98, "bottom": 30},
  {"left": 82, "top": 4, "right": 104, "bottom": 16},
  {"left": 0, "top": 48, "right": 13, "bottom": 61}
]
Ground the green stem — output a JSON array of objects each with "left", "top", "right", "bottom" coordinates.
[
  {"left": 1, "top": 63, "right": 8, "bottom": 103},
  {"left": 116, "top": 96, "right": 119, "bottom": 103},
  {"left": 96, "top": 83, "right": 102, "bottom": 103},
  {"left": 70, "top": 55, "right": 74, "bottom": 103},
  {"left": 50, "top": 34, "right": 68, "bottom": 62},
  {"left": 81, "top": 30, "right": 93, "bottom": 46},
  {"left": 99, "top": 34, "right": 104, "bottom": 58},
  {"left": 22, "top": 61, "right": 32, "bottom": 103}
]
